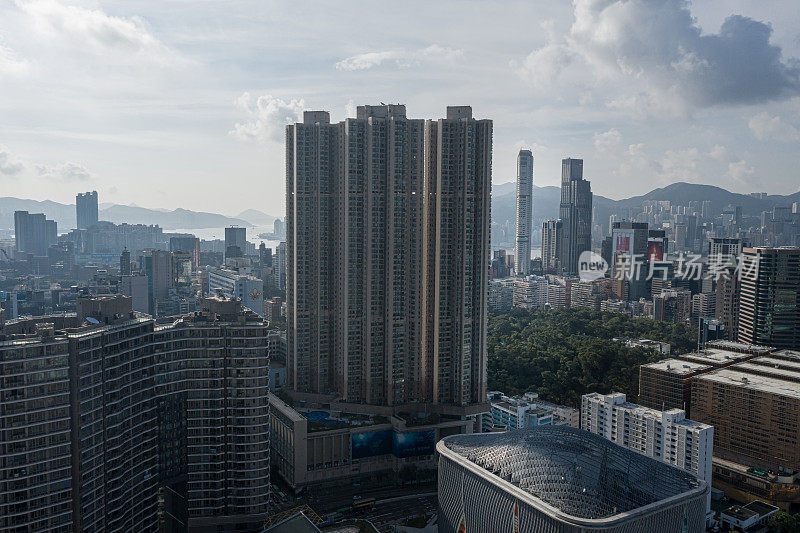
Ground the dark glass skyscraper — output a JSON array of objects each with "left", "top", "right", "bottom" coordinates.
[
  {"left": 738, "top": 247, "right": 800, "bottom": 349},
  {"left": 558, "top": 158, "right": 592, "bottom": 274},
  {"left": 76, "top": 191, "right": 99, "bottom": 229}
]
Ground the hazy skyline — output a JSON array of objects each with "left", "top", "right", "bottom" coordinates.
[{"left": 1, "top": 0, "right": 799, "bottom": 216}]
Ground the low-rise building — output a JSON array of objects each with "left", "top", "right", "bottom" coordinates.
[
  {"left": 512, "top": 276, "right": 547, "bottom": 309},
  {"left": 207, "top": 266, "right": 263, "bottom": 315},
  {"left": 484, "top": 391, "right": 579, "bottom": 432},
  {"left": 487, "top": 279, "right": 514, "bottom": 311},
  {"left": 269, "top": 394, "right": 473, "bottom": 490}
]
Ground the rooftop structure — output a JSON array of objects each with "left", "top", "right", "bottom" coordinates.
[
  {"left": 437, "top": 426, "right": 708, "bottom": 532},
  {"left": 678, "top": 347, "right": 766, "bottom": 367}
]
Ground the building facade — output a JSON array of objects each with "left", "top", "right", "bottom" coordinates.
[
  {"left": 286, "top": 105, "right": 491, "bottom": 410},
  {"left": 0, "top": 296, "right": 272, "bottom": 532},
  {"left": 514, "top": 149, "right": 533, "bottom": 276},
  {"left": 207, "top": 266, "right": 264, "bottom": 315},
  {"left": 737, "top": 247, "right": 800, "bottom": 349},
  {"left": 558, "top": 158, "right": 592, "bottom": 275}
]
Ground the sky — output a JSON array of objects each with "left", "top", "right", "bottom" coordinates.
[{"left": 1, "top": 0, "right": 799, "bottom": 217}]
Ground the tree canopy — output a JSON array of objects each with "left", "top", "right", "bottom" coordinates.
[{"left": 487, "top": 308, "right": 698, "bottom": 407}]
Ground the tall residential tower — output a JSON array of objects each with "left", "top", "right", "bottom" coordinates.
[
  {"left": 286, "top": 105, "right": 491, "bottom": 410},
  {"left": 76, "top": 191, "right": 99, "bottom": 229},
  {"left": 514, "top": 149, "right": 533, "bottom": 275}
]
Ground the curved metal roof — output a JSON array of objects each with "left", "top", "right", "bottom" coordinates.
[{"left": 440, "top": 425, "right": 704, "bottom": 520}]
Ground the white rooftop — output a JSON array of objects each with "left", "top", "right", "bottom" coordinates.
[
  {"left": 697, "top": 368, "right": 800, "bottom": 400},
  {"left": 642, "top": 358, "right": 712, "bottom": 375}
]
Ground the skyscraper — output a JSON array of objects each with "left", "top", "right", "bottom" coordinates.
[
  {"left": 558, "top": 158, "right": 592, "bottom": 274},
  {"left": 286, "top": 105, "right": 491, "bottom": 409},
  {"left": 224, "top": 226, "right": 247, "bottom": 259},
  {"left": 13, "top": 210, "right": 57, "bottom": 256},
  {"left": 140, "top": 249, "right": 174, "bottom": 315},
  {"left": 76, "top": 190, "right": 99, "bottom": 229},
  {"left": 514, "top": 149, "right": 533, "bottom": 276},
  {"left": 737, "top": 247, "right": 800, "bottom": 349},
  {"left": 120, "top": 247, "right": 131, "bottom": 275},
  {"left": 541, "top": 219, "right": 562, "bottom": 273}
]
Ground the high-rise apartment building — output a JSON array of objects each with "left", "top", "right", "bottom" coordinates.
[
  {"left": 224, "top": 226, "right": 247, "bottom": 259},
  {"left": 514, "top": 149, "right": 533, "bottom": 276},
  {"left": 286, "top": 105, "right": 490, "bottom": 409},
  {"left": 737, "top": 247, "right": 800, "bottom": 349},
  {"left": 558, "top": 158, "right": 592, "bottom": 274},
  {"left": 541, "top": 219, "right": 562, "bottom": 273},
  {"left": 76, "top": 190, "right": 99, "bottom": 229},
  {"left": 13, "top": 210, "right": 57, "bottom": 257},
  {"left": 0, "top": 296, "right": 272, "bottom": 532}
]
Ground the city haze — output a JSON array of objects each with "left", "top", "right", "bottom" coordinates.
[{"left": 2, "top": 0, "right": 800, "bottom": 216}]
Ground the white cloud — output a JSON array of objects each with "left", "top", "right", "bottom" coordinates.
[
  {"left": 335, "top": 45, "right": 463, "bottom": 71},
  {"left": 709, "top": 145, "right": 729, "bottom": 161},
  {"left": 0, "top": 43, "right": 30, "bottom": 77},
  {"left": 15, "top": 0, "right": 184, "bottom": 67},
  {"left": 1, "top": 145, "right": 94, "bottom": 181},
  {"left": 726, "top": 160, "right": 756, "bottom": 184},
  {"left": 230, "top": 93, "right": 305, "bottom": 144},
  {"left": 593, "top": 129, "right": 622, "bottom": 152},
  {"left": 335, "top": 50, "right": 399, "bottom": 71},
  {"left": 518, "top": 0, "right": 800, "bottom": 115},
  {"left": 0, "top": 145, "right": 25, "bottom": 175},
  {"left": 748, "top": 112, "right": 800, "bottom": 142},
  {"left": 36, "top": 161, "right": 92, "bottom": 181},
  {"left": 513, "top": 43, "right": 573, "bottom": 90}
]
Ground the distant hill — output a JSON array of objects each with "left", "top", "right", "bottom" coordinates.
[
  {"left": 0, "top": 197, "right": 262, "bottom": 232},
  {"left": 3, "top": 181, "right": 797, "bottom": 238},
  {"left": 236, "top": 209, "right": 278, "bottom": 226},
  {"left": 491, "top": 181, "right": 800, "bottom": 241},
  {"left": 100, "top": 205, "right": 254, "bottom": 230}
]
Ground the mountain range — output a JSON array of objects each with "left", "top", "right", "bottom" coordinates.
[
  {"left": 492, "top": 181, "right": 799, "bottom": 235},
  {"left": 0, "top": 197, "right": 273, "bottom": 233},
  {"left": 2, "top": 182, "right": 797, "bottom": 237}
]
